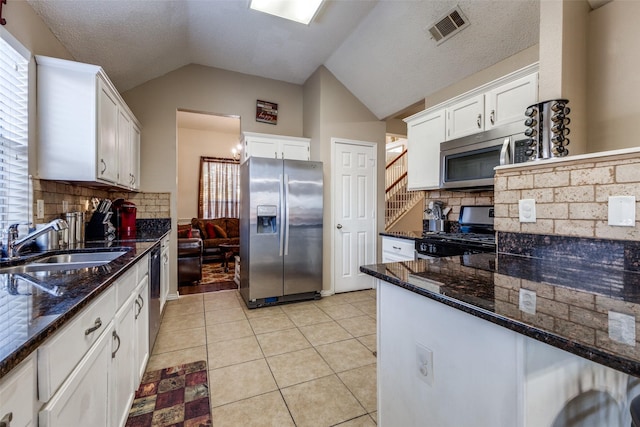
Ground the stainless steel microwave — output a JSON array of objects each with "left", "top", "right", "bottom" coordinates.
[{"left": 440, "top": 122, "right": 529, "bottom": 190}]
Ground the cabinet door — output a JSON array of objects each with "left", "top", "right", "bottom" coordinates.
[
  {"left": 280, "top": 141, "right": 310, "bottom": 160},
  {"left": 446, "top": 94, "right": 484, "bottom": 140},
  {"left": 111, "top": 293, "right": 136, "bottom": 427},
  {"left": 97, "top": 77, "right": 119, "bottom": 183},
  {"left": 134, "top": 276, "right": 150, "bottom": 385},
  {"left": 130, "top": 124, "right": 141, "bottom": 190},
  {"left": 407, "top": 110, "right": 445, "bottom": 190},
  {"left": 160, "top": 240, "right": 169, "bottom": 311},
  {"left": 0, "top": 355, "right": 37, "bottom": 427},
  {"left": 245, "top": 138, "right": 278, "bottom": 159},
  {"left": 485, "top": 73, "right": 538, "bottom": 130},
  {"left": 39, "top": 324, "right": 113, "bottom": 427},
  {"left": 381, "top": 237, "right": 415, "bottom": 262},
  {"left": 117, "top": 109, "right": 131, "bottom": 188}
]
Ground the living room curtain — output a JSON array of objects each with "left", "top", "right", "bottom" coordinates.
[{"left": 198, "top": 157, "right": 240, "bottom": 218}]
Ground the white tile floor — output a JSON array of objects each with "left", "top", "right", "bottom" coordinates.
[{"left": 146, "top": 289, "right": 378, "bottom": 426}]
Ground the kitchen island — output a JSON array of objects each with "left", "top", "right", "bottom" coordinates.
[{"left": 361, "top": 252, "right": 640, "bottom": 426}]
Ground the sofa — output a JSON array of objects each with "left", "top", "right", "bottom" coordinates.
[
  {"left": 190, "top": 218, "right": 240, "bottom": 262},
  {"left": 177, "top": 224, "right": 203, "bottom": 284}
]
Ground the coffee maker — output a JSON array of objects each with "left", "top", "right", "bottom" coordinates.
[{"left": 112, "top": 199, "right": 137, "bottom": 238}]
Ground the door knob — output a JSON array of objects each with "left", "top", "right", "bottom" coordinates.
[{"left": 337, "top": 224, "right": 343, "bottom": 229}]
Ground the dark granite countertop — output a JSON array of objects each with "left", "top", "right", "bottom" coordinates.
[
  {"left": 379, "top": 231, "right": 424, "bottom": 240},
  {"left": 0, "top": 228, "right": 170, "bottom": 380},
  {"left": 361, "top": 252, "right": 640, "bottom": 377}
]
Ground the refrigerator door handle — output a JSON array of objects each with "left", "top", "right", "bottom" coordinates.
[
  {"left": 279, "top": 173, "right": 285, "bottom": 257},
  {"left": 284, "top": 173, "right": 290, "bottom": 256}
]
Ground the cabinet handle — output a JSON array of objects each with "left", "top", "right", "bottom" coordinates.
[
  {"left": 138, "top": 294, "right": 144, "bottom": 310},
  {"left": 0, "top": 412, "right": 13, "bottom": 427},
  {"left": 392, "top": 246, "right": 401, "bottom": 250},
  {"left": 476, "top": 114, "right": 482, "bottom": 128},
  {"left": 84, "top": 317, "right": 103, "bottom": 335},
  {"left": 100, "top": 159, "right": 107, "bottom": 174},
  {"left": 274, "top": 151, "right": 277, "bottom": 159},
  {"left": 134, "top": 299, "right": 142, "bottom": 319},
  {"left": 112, "top": 330, "right": 121, "bottom": 358},
  {"left": 490, "top": 109, "right": 495, "bottom": 125}
]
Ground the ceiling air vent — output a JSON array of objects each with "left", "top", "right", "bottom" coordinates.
[{"left": 425, "top": 6, "right": 470, "bottom": 45}]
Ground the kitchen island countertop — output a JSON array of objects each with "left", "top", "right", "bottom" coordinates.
[
  {"left": 361, "top": 252, "right": 640, "bottom": 377},
  {"left": 0, "top": 229, "right": 169, "bottom": 380}
]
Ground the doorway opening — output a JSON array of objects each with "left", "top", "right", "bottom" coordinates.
[{"left": 176, "top": 110, "right": 241, "bottom": 294}]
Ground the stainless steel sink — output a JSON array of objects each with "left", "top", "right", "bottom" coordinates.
[
  {"left": 35, "top": 251, "right": 127, "bottom": 264},
  {"left": 0, "top": 250, "right": 129, "bottom": 274}
]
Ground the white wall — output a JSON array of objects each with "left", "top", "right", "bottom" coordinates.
[{"left": 177, "top": 127, "right": 240, "bottom": 222}]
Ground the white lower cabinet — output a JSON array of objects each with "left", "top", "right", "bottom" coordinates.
[
  {"left": 134, "top": 275, "right": 150, "bottom": 384},
  {"left": 0, "top": 354, "right": 37, "bottom": 427},
  {"left": 381, "top": 236, "right": 415, "bottom": 263},
  {"left": 35, "top": 255, "right": 150, "bottom": 427},
  {"left": 39, "top": 322, "right": 114, "bottom": 427},
  {"left": 160, "top": 236, "right": 169, "bottom": 311}
]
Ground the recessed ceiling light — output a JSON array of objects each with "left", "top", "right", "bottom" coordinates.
[{"left": 250, "top": 0, "right": 324, "bottom": 25}]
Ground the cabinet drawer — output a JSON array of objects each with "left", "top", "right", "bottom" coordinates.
[
  {"left": 382, "top": 237, "right": 415, "bottom": 261},
  {"left": 38, "top": 286, "right": 116, "bottom": 401},
  {"left": 115, "top": 265, "right": 137, "bottom": 308}
]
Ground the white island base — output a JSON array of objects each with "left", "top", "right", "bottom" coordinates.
[{"left": 376, "top": 279, "right": 638, "bottom": 427}]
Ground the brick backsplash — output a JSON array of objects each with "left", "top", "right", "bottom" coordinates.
[
  {"left": 33, "top": 179, "right": 170, "bottom": 225},
  {"left": 494, "top": 150, "right": 640, "bottom": 240},
  {"left": 423, "top": 189, "right": 494, "bottom": 222}
]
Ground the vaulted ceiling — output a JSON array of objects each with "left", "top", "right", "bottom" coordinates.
[{"left": 27, "top": 0, "right": 541, "bottom": 120}]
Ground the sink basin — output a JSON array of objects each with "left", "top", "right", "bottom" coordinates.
[
  {"left": 0, "top": 250, "right": 129, "bottom": 274},
  {"left": 35, "top": 251, "right": 127, "bottom": 264}
]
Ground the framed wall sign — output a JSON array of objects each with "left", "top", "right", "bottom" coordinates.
[{"left": 256, "top": 100, "right": 278, "bottom": 125}]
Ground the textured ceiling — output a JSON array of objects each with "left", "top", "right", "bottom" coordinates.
[{"left": 27, "top": 0, "right": 540, "bottom": 120}]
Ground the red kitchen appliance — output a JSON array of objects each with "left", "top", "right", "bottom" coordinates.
[{"left": 113, "top": 199, "right": 137, "bottom": 238}]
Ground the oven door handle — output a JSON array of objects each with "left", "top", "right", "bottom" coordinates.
[{"left": 499, "top": 137, "right": 511, "bottom": 165}]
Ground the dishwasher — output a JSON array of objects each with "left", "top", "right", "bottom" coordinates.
[{"left": 148, "top": 245, "right": 161, "bottom": 351}]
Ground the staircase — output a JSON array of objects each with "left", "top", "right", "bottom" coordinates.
[{"left": 385, "top": 149, "right": 424, "bottom": 229}]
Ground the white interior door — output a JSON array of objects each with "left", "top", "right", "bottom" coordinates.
[{"left": 333, "top": 139, "right": 377, "bottom": 293}]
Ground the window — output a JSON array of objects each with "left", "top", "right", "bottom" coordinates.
[
  {"left": 0, "top": 29, "right": 30, "bottom": 232},
  {"left": 198, "top": 157, "right": 240, "bottom": 218}
]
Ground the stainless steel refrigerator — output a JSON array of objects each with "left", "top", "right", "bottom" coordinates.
[{"left": 239, "top": 157, "right": 323, "bottom": 308}]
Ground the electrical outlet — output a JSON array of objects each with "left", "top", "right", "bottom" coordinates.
[
  {"left": 416, "top": 343, "right": 434, "bottom": 386},
  {"left": 519, "top": 288, "right": 537, "bottom": 315},
  {"left": 62, "top": 200, "right": 69, "bottom": 213},
  {"left": 608, "top": 311, "right": 636, "bottom": 346},
  {"left": 36, "top": 199, "right": 45, "bottom": 219},
  {"left": 518, "top": 199, "right": 536, "bottom": 223},
  {"left": 608, "top": 196, "right": 635, "bottom": 227}
]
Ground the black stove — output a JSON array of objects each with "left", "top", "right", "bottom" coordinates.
[{"left": 416, "top": 206, "right": 496, "bottom": 259}]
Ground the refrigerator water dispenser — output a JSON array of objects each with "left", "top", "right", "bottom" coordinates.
[{"left": 257, "top": 205, "right": 277, "bottom": 234}]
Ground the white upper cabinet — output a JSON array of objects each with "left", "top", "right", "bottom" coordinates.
[
  {"left": 405, "top": 109, "right": 446, "bottom": 190},
  {"left": 446, "top": 94, "right": 485, "bottom": 140},
  {"left": 36, "top": 56, "right": 141, "bottom": 190},
  {"left": 442, "top": 64, "right": 539, "bottom": 141},
  {"left": 484, "top": 73, "right": 538, "bottom": 130},
  {"left": 242, "top": 132, "right": 310, "bottom": 161}
]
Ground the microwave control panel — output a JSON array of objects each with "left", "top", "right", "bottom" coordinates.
[{"left": 512, "top": 138, "right": 530, "bottom": 164}]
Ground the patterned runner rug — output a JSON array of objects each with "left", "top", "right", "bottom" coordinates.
[{"left": 125, "top": 360, "right": 211, "bottom": 427}]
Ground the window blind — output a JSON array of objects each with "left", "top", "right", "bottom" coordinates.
[{"left": 0, "top": 32, "right": 30, "bottom": 232}]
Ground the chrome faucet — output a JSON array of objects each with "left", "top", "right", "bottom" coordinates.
[{"left": 5, "top": 219, "right": 69, "bottom": 258}]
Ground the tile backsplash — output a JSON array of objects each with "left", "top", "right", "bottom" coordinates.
[
  {"left": 423, "top": 189, "right": 494, "bottom": 223},
  {"left": 33, "top": 179, "right": 170, "bottom": 224},
  {"left": 494, "top": 149, "right": 640, "bottom": 240}
]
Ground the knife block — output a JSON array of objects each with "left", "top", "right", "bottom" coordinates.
[{"left": 85, "top": 212, "right": 110, "bottom": 240}]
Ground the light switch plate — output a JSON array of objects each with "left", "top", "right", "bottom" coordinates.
[
  {"left": 519, "top": 199, "right": 536, "bottom": 223},
  {"left": 608, "top": 196, "right": 635, "bottom": 226},
  {"left": 416, "top": 343, "right": 434, "bottom": 386},
  {"left": 608, "top": 311, "right": 636, "bottom": 346}
]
